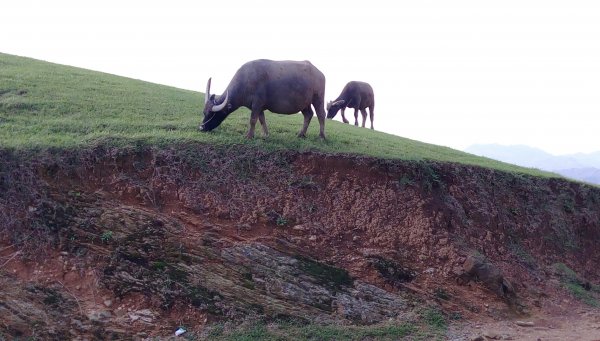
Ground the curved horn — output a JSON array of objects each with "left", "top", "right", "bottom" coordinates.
[
  {"left": 205, "top": 78, "right": 212, "bottom": 105},
  {"left": 332, "top": 100, "right": 345, "bottom": 107},
  {"left": 211, "top": 90, "right": 229, "bottom": 112}
]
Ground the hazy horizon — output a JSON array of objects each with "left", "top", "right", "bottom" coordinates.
[
  {"left": 465, "top": 143, "right": 600, "bottom": 157},
  {"left": 465, "top": 142, "right": 600, "bottom": 184},
  {"left": 3, "top": 1, "right": 600, "bottom": 155}
]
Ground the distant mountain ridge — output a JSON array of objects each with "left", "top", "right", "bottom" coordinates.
[
  {"left": 465, "top": 144, "right": 600, "bottom": 185},
  {"left": 557, "top": 167, "right": 600, "bottom": 185}
]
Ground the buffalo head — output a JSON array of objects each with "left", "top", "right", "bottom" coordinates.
[
  {"left": 326, "top": 99, "right": 346, "bottom": 119},
  {"left": 200, "top": 78, "right": 231, "bottom": 132}
]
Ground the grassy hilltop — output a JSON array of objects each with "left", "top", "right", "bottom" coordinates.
[{"left": 0, "top": 52, "right": 553, "bottom": 177}]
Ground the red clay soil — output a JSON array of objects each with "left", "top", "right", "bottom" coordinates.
[{"left": 1, "top": 144, "right": 600, "bottom": 339}]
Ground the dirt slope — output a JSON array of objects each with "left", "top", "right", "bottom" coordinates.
[{"left": 1, "top": 144, "right": 599, "bottom": 340}]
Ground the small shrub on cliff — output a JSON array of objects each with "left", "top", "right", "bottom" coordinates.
[
  {"left": 276, "top": 216, "right": 288, "bottom": 227},
  {"left": 421, "top": 307, "right": 447, "bottom": 330},
  {"left": 562, "top": 197, "right": 575, "bottom": 213},
  {"left": 266, "top": 210, "right": 290, "bottom": 227},
  {"left": 100, "top": 230, "right": 113, "bottom": 243},
  {"left": 397, "top": 175, "right": 415, "bottom": 189},
  {"left": 420, "top": 163, "right": 443, "bottom": 193},
  {"left": 370, "top": 256, "right": 416, "bottom": 284},
  {"left": 151, "top": 260, "right": 167, "bottom": 271}
]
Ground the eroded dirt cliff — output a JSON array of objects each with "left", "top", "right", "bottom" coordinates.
[{"left": 1, "top": 144, "right": 599, "bottom": 339}]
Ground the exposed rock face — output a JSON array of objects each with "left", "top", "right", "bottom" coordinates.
[
  {"left": 1, "top": 145, "right": 599, "bottom": 338},
  {"left": 0, "top": 277, "right": 75, "bottom": 339},
  {"left": 457, "top": 256, "right": 516, "bottom": 302}
]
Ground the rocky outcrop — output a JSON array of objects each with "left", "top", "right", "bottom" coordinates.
[{"left": 457, "top": 256, "right": 516, "bottom": 303}]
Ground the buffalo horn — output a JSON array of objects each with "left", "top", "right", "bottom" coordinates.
[
  {"left": 205, "top": 78, "right": 212, "bottom": 105},
  {"left": 332, "top": 100, "right": 345, "bottom": 107},
  {"left": 211, "top": 90, "right": 229, "bottom": 112}
]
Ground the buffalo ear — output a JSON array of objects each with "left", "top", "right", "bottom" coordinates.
[{"left": 211, "top": 90, "right": 229, "bottom": 112}]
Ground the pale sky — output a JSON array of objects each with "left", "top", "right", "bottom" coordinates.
[{"left": 3, "top": 0, "right": 600, "bottom": 155}]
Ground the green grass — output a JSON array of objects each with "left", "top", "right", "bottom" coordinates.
[
  {"left": 552, "top": 263, "right": 600, "bottom": 307},
  {"left": 563, "top": 282, "right": 599, "bottom": 307},
  {"left": 203, "top": 321, "right": 420, "bottom": 341},
  {"left": 200, "top": 308, "right": 451, "bottom": 341},
  {"left": 198, "top": 306, "right": 450, "bottom": 340},
  {"left": 0, "top": 52, "right": 557, "bottom": 177}
]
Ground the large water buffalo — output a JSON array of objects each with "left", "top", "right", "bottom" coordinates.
[
  {"left": 326, "top": 81, "right": 375, "bottom": 129},
  {"left": 201, "top": 59, "right": 327, "bottom": 139}
]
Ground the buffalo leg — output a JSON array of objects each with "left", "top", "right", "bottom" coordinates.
[
  {"left": 298, "top": 107, "right": 314, "bottom": 138},
  {"left": 360, "top": 109, "right": 368, "bottom": 128},
  {"left": 340, "top": 108, "right": 349, "bottom": 124},
  {"left": 369, "top": 105, "right": 374, "bottom": 129},
  {"left": 312, "top": 95, "right": 326, "bottom": 139},
  {"left": 354, "top": 108, "right": 359, "bottom": 126},
  {"left": 315, "top": 107, "right": 326, "bottom": 140},
  {"left": 246, "top": 109, "right": 260, "bottom": 139},
  {"left": 258, "top": 111, "right": 269, "bottom": 137}
]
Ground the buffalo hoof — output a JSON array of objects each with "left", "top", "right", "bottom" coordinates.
[
  {"left": 343, "top": 119, "right": 349, "bottom": 124},
  {"left": 297, "top": 133, "right": 307, "bottom": 139}
]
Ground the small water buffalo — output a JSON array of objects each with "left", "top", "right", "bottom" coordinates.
[
  {"left": 201, "top": 59, "right": 327, "bottom": 139},
  {"left": 326, "top": 81, "right": 375, "bottom": 129}
]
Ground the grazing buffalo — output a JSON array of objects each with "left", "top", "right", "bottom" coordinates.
[
  {"left": 201, "top": 59, "right": 327, "bottom": 139},
  {"left": 326, "top": 81, "right": 375, "bottom": 129}
]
